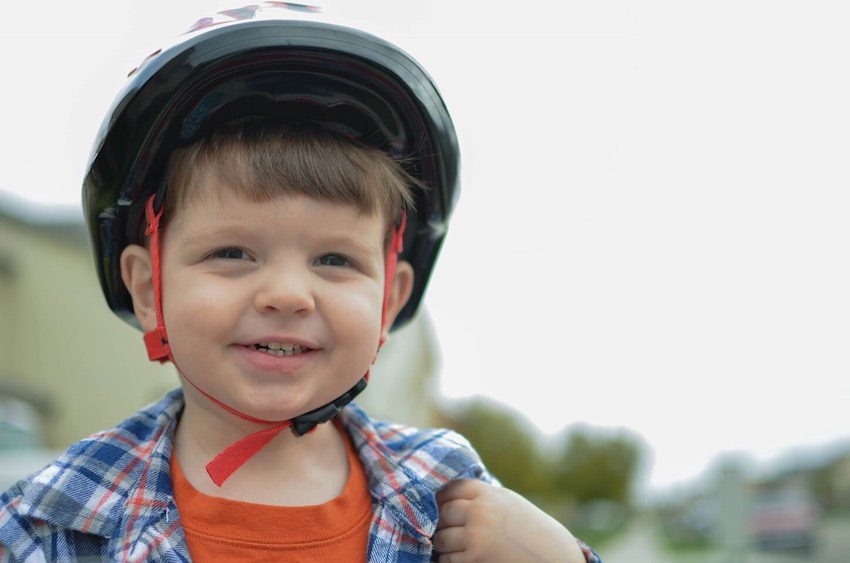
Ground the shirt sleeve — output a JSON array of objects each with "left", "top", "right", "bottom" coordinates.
[{"left": 578, "top": 538, "right": 603, "bottom": 562}]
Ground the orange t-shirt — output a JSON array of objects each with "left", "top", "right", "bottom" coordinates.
[{"left": 171, "top": 424, "right": 372, "bottom": 562}]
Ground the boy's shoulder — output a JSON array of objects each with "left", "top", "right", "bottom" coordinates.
[
  {"left": 339, "top": 402, "right": 496, "bottom": 494},
  {"left": 1, "top": 389, "right": 183, "bottom": 537}
]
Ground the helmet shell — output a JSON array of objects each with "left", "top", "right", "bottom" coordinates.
[{"left": 83, "top": 9, "right": 459, "bottom": 329}]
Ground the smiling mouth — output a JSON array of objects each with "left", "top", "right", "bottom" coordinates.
[{"left": 253, "top": 343, "right": 311, "bottom": 356}]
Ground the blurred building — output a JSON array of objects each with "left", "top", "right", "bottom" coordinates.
[
  {"left": 0, "top": 192, "right": 441, "bottom": 483},
  {"left": 831, "top": 453, "right": 850, "bottom": 508}
]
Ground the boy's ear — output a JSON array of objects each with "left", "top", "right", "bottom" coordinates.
[
  {"left": 381, "top": 260, "right": 415, "bottom": 342},
  {"left": 120, "top": 244, "right": 158, "bottom": 332}
]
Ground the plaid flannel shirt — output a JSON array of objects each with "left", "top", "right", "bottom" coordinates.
[{"left": 0, "top": 389, "right": 602, "bottom": 562}]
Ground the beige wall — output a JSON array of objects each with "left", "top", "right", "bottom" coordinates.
[
  {"left": 0, "top": 258, "right": 11, "bottom": 380},
  {"left": 0, "top": 218, "right": 178, "bottom": 448},
  {"left": 0, "top": 214, "right": 439, "bottom": 451}
]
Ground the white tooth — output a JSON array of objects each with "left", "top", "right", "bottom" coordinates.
[
  {"left": 260, "top": 343, "right": 302, "bottom": 352},
  {"left": 255, "top": 343, "right": 306, "bottom": 355}
]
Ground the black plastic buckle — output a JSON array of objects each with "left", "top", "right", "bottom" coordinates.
[{"left": 290, "top": 377, "right": 368, "bottom": 436}]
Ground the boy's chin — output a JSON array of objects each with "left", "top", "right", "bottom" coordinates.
[{"left": 178, "top": 375, "right": 363, "bottom": 426}]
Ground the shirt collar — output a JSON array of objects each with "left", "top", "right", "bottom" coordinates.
[{"left": 339, "top": 402, "right": 489, "bottom": 542}]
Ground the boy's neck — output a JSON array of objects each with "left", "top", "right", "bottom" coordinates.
[{"left": 174, "top": 401, "right": 350, "bottom": 505}]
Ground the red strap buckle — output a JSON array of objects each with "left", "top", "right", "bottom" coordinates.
[{"left": 144, "top": 328, "right": 170, "bottom": 363}]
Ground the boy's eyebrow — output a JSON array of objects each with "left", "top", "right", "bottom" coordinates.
[
  {"left": 318, "top": 235, "right": 383, "bottom": 257},
  {"left": 181, "top": 226, "right": 255, "bottom": 248}
]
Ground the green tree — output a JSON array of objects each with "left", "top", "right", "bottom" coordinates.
[
  {"left": 437, "top": 398, "right": 646, "bottom": 512},
  {"left": 552, "top": 425, "right": 643, "bottom": 506}
]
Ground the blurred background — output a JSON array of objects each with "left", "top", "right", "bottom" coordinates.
[{"left": 2, "top": 1, "right": 850, "bottom": 561}]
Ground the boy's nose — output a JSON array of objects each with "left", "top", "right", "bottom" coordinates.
[{"left": 253, "top": 267, "right": 316, "bottom": 316}]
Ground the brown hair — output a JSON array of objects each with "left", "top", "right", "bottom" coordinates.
[{"left": 164, "top": 119, "right": 420, "bottom": 230}]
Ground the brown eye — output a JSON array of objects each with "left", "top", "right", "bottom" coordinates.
[
  {"left": 316, "top": 254, "right": 349, "bottom": 267},
  {"left": 211, "top": 248, "right": 250, "bottom": 260}
]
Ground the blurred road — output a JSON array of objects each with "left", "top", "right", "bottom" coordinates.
[
  {"left": 602, "top": 515, "right": 850, "bottom": 563},
  {"left": 601, "top": 517, "right": 681, "bottom": 563}
]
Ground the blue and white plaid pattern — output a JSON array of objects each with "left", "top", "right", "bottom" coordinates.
[{"left": 0, "top": 389, "right": 601, "bottom": 562}]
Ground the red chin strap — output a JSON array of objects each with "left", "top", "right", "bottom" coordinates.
[{"left": 141, "top": 195, "right": 405, "bottom": 486}]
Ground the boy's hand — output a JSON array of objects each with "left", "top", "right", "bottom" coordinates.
[{"left": 434, "top": 479, "right": 588, "bottom": 563}]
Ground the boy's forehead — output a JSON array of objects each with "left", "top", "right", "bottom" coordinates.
[{"left": 168, "top": 192, "right": 392, "bottom": 255}]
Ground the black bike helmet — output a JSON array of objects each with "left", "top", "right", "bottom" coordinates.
[{"left": 82, "top": 2, "right": 459, "bottom": 331}]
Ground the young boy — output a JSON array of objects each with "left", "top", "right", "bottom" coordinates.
[{"left": 0, "top": 5, "right": 601, "bottom": 562}]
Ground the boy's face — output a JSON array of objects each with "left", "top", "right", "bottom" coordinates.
[{"left": 122, "top": 183, "right": 412, "bottom": 422}]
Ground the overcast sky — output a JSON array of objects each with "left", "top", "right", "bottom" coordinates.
[{"left": 2, "top": 1, "right": 850, "bottom": 495}]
